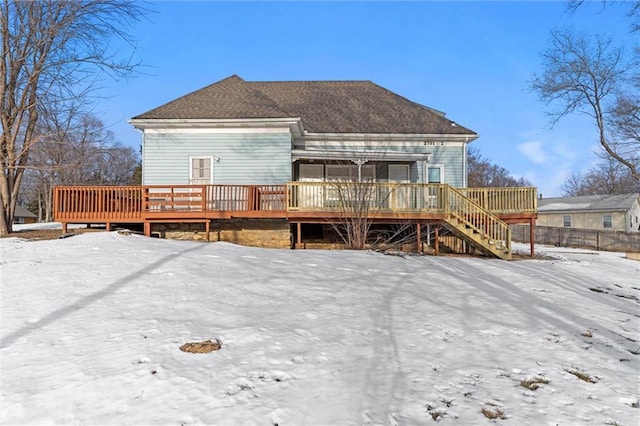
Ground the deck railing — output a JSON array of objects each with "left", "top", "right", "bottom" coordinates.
[
  {"left": 54, "top": 186, "right": 144, "bottom": 221},
  {"left": 447, "top": 186, "right": 511, "bottom": 252},
  {"left": 458, "top": 187, "right": 537, "bottom": 213},
  {"left": 53, "top": 183, "right": 536, "bottom": 221},
  {"left": 287, "top": 182, "right": 447, "bottom": 213}
]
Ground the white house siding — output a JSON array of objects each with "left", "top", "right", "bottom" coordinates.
[
  {"left": 627, "top": 200, "right": 640, "bottom": 232},
  {"left": 142, "top": 131, "right": 292, "bottom": 185}
]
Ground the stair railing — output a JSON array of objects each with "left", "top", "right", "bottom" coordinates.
[{"left": 445, "top": 186, "right": 512, "bottom": 254}]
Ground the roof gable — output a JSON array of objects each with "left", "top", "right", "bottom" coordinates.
[
  {"left": 15, "top": 205, "right": 36, "bottom": 218},
  {"left": 133, "top": 75, "right": 477, "bottom": 136}
]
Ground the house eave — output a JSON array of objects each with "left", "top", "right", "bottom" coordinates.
[
  {"left": 129, "top": 117, "right": 305, "bottom": 138},
  {"left": 538, "top": 207, "right": 629, "bottom": 214},
  {"left": 292, "top": 149, "right": 432, "bottom": 163},
  {"left": 303, "top": 132, "right": 478, "bottom": 143}
]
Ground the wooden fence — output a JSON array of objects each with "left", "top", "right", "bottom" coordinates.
[{"left": 511, "top": 224, "right": 640, "bottom": 253}]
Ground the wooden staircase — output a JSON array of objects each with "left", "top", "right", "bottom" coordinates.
[{"left": 443, "top": 186, "right": 512, "bottom": 260}]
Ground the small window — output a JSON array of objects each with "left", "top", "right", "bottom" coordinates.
[
  {"left": 427, "top": 166, "right": 443, "bottom": 184},
  {"left": 190, "top": 157, "right": 213, "bottom": 184},
  {"left": 603, "top": 215, "right": 612, "bottom": 228},
  {"left": 563, "top": 215, "right": 571, "bottom": 227}
]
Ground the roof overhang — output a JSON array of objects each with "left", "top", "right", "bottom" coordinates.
[
  {"left": 129, "top": 118, "right": 305, "bottom": 138},
  {"left": 303, "top": 132, "right": 478, "bottom": 143},
  {"left": 292, "top": 149, "right": 432, "bottom": 163}
]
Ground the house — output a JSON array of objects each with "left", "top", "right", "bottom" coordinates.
[
  {"left": 53, "top": 75, "right": 538, "bottom": 260},
  {"left": 13, "top": 206, "right": 37, "bottom": 224},
  {"left": 129, "top": 75, "right": 478, "bottom": 188},
  {"left": 537, "top": 193, "right": 640, "bottom": 233}
]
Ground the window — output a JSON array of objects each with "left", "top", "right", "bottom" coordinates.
[
  {"left": 388, "top": 164, "right": 410, "bottom": 183},
  {"left": 325, "top": 164, "right": 375, "bottom": 182},
  {"left": 603, "top": 215, "right": 612, "bottom": 228},
  {"left": 189, "top": 157, "right": 213, "bottom": 184},
  {"left": 427, "top": 166, "right": 444, "bottom": 183},
  {"left": 299, "top": 164, "right": 324, "bottom": 181},
  {"left": 563, "top": 215, "right": 571, "bottom": 227}
]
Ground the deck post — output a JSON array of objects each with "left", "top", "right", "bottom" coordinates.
[
  {"left": 434, "top": 226, "right": 440, "bottom": 256},
  {"left": 106, "top": 223, "right": 112, "bottom": 232},
  {"left": 296, "top": 222, "right": 302, "bottom": 249},
  {"left": 62, "top": 222, "right": 68, "bottom": 234},
  {"left": 530, "top": 217, "right": 535, "bottom": 258},
  {"left": 144, "top": 222, "right": 151, "bottom": 237},
  {"left": 416, "top": 222, "right": 421, "bottom": 253},
  {"left": 205, "top": 221, "right": 210, "bottom": 241}
]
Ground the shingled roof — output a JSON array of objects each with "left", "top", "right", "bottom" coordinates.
[
  {"left": 539, "top": 193, "right": 640, "bottom": 213},
  {"left": 133, "top": 75, "right": 476, "bottom": 135}
]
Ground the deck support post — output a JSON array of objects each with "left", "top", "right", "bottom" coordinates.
[
  {"left": 106, "top": 223, "right": 112, "bottom": 232},
  {"left": 530, "top": 217, "right": 535, "bottom": 258},
  {"left": 62, "top": 222, "right": 68, "bottom": 234},
  {"left": 205, "top": 221, "right": 210, "bottom": 241},
  {"left": 416, "top": 222, "right": 421, "bottom": 253},
  {"left": 144, "top": 222, "right": 151, "bottom": 237},
  {"left": 296, "top": 222, "right": 302, "bottom": 249},
  {"left": 434, "top": 226, "right": 440, "bottom": 256}
]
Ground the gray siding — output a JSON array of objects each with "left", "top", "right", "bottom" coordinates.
[{"left": 143, "top": 132, "right": 292, "bottom": 185}]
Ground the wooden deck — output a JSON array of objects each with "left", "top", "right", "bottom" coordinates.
[{"left": 53, "top": 183, "right": 537, "bottom": 258}]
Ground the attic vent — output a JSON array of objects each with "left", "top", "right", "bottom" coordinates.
[{"left": 451, "top": 122, "right": 457, "bottom": 127}]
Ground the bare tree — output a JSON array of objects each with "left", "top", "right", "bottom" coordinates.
[
  {"left": 23, "top": 107, "right": 139, "bottom": 221},
  {"left": 467, "top": 146, "right": 532, "bottom": 187},
  {"left": 0, "top": 0, "right": 145, "bottom": 235},
  {"left": 561, "top": 151, "right": 640, "bottom": 196},
  {"left": 568, "top": 0, "right": 640, "bottom": 32},
  {"left": 531, "top": 30, "right": 639, "bottom": 181}
]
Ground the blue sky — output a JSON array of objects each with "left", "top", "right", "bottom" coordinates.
[{"left": 99, "top": 1, "right": 635, "bottom": 197}]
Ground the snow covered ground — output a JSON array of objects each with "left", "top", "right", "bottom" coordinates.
[{"left": 1, "top": 225, "right": 638, "bottom": 425}]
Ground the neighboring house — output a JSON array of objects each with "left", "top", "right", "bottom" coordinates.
[
  {"left": 537, "top": 193, "right": 640, "bottom": 233},
  {"left": 14, "top": 206, "right": 37, "bottom": 224},
  {"left": 129, "top": 75, "right": 478, "bottom": 188}
]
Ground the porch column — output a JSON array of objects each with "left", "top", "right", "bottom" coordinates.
[{"left": 351, "top": 159, "right": 368, "bottom": 182}]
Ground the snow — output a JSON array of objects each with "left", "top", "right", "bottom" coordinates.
[
  {"left": 538, "top": 202, "right": 591, "bottom": 211},
  {"left": 1, "top": 225, "right": 639, "bottom": 425}
]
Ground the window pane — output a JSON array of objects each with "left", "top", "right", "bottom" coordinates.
[
  {"left": 389, "top": 165, "right": 409, "bottom": 182},
  {"left": 563, "top": 215, "right": 571, "bottom": 227},
  {"left": 191, "top": 157, "right": 211, "bottom": 183},
  {"left": 428, "top": 167, "right": 441, "bottom": 183},
  {"left": 603, "top": 215, "right": 612, "bottom": 228},
  {"left": 326, "top": 165, "right": 355, "bottom": 180},
  {"left": 361, "top": 165, "right": 376, "bottom": 181}
]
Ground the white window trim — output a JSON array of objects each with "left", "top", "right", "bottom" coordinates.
[
  {"left": 189, "top": 156, "right": 214, "bottom": 184},
  {"left": 427, "top": 164, "right": 445, "bottom": 184}
]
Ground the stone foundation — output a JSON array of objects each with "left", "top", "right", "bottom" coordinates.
[{"left": 152, "top": 219, "right": 291, "bottom": 249}]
